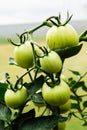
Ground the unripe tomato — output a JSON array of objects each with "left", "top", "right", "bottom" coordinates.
[
  {"left": 4, "top": 86, "right": 28, "bottom": 109},
  {"left": 46, "top": 24, "right": 79, "bottom": 50},
  {"left": 14, "top": 41, "right": 33, "bottom": 69},
  {"left": 42, "top": 80, "right": 71, "bottom": 106},
  {"left": 60, "top": 99, "right": 71, "bottom": 113},
  {"left": 40, "top": 51, "right": 62, "bottom": 74}
]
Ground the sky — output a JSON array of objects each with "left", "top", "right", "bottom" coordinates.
[{"left": 0, "top": 0, "right": 87, "bottom": 25}]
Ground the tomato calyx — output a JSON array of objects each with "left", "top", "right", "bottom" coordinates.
[
  {"left": 46, "top": 80, "right": 60, "bottom": 88},
  {"left": 45, "top": 74, "right": 61, "bottom": 88},
  {"left": 46, "top": 12, "right": 73, "bottom": 27}
]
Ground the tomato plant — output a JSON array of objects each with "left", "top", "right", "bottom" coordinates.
[{"left": 0, "top": 13, "right": 87, "bottom": 130}]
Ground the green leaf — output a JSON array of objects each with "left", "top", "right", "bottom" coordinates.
[
  {"left": 24, "top": 75, "right": 44, "bottom": 97},
  {"left": 71, "top": 103, "right": 80, "bottom": 109},
  {"left": 68, "top": 69, "right": 81, "bottom": 77},
  {"left": 8, "top": 57, "right": 17, "bottom": 65},
  {"left": 82, "top": 84, "right": 87, "bottom": 91},
  {"left": 32, "top": 92, "right": 45, "bottom": 104},
  {"left": 68, "top": 79, "right": 76, "bottom": 88},
  {"left": 13, "top": 109, "right": 35, "bottom": 128},
  {"left": 18, "top": 115, "right": 67, "bottom": 130},
  {"left": 0, "top": 120, "right": 4, "bottom": 130},
  {"left": 79, "top": 30, "right": 87, "bottom": 42},
  {"left": 0, "top": 82, "right": 8, "bottom": 102},
  {"left": 73, "top": 81, "right": 85, "bottom": 89},
  {"left": 83, "top": 101, "right": 87, "bottom": 107},
  {"left": 0, "top": 103, "right": 11, "bottom": 122},
  {"left": 70, "top": 95, "right": 77, "bottom": 101},
  {"left": 55, "top": 44, "right": 82, "bottom": 59}
]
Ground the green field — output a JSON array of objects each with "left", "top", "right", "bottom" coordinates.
[{"left": 0, "top": 42, "right": 87, "bottom": 130}]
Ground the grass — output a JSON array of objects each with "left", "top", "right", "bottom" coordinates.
[{"left": 0, "top": 42, "right": 87, "bottom": 129}]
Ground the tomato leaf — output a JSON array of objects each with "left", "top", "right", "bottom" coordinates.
[
  {"left": 83, "top": 101, "right": 87, "bottom": 108},
  {"left": 0, "top": 120, "right": 4, "bottom": 130},
  {"left": 55, "top": 44, "right": 83, "bottom": 59},
  {"left": 32, "top": 92, "right": 45, "bottom": 104},
  {"left": 8, "top": 57, "right": 17, "bottom": 65},
  {"left": 79, "top": 30, "right": 87, "bottom": 42},
  {"left": 71, "top": 103, "right": 80, "bottom": 109},
  {"left": 0, "top": 82, "right": 8, "bottom": 102},
  {"left": 68, "top": 69, "right": 81, "bottom": 77},
  {"left": 73, "top": 81, "right": 85, "bottom": 89},
  {"left": 13, "top": 109, "right": 35, "bottom": 128},
  {"left": 17, "top": 115, "right": 67, "bottom": 130},
  {"left": 24, "top": 75, "right": 44, "bottom": 97},
  {"left": 0, "top": 103, "right": 11, "bottom": 122},
  {"left": 82, "top": 84, "right": 87, "bottom": 91}
]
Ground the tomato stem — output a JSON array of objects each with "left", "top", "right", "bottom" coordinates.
[
  {"left": 20, "top": 21, "right": 52, "bottom": 40},
  {"left": 27, "top": 68, "right": 33, "bottom": 82},
  {"left": 8, "top": 39, "right": 20, "bottom": 46},
  {"left": 14, "top": 67, "right": 35, "bottom": 89}
]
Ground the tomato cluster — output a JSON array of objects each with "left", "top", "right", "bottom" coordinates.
[
  {"left": 4, "top": 17, "right": 79, "bottom": 130},
  {"left": 4, "top": 21, "right": 79, "bottom": 111}
]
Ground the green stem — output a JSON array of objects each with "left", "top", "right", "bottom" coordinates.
[
  {"left": 14, "top": 67, "right": 35, "bottom": 89},
  {"left": 27, "top": 68, "right": 33, "bottom": 82},
  {"left": 20, "top": 21, "right": 52, "bottom": 39}
]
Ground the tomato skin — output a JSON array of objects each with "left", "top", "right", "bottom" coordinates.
[
  {"left": 4, "top": 87, "right": 28, "bottom": 109},
  {"left": 40, "top": 51, "right": 62, "bottom": 74},
  {"left": 60, "top": 99, "right": 71, "bottom": 113},
  {"left": 46, "top": 24, "right": 79, "bottom": 50},
  {"left": 14, "top": 41, "right": 33, "bottom": 69},
  {"left": 42, "top": 80, "right": 71, "bottom": 106}
]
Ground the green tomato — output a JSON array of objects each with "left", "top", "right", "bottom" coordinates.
[
  {"left": 42, "top": 80, "right": 71, "bottom": 106},
  {"left": 4, "top": 86, "right": 28, "bottom": 109},
  {"left": 14, "top": 41, "right": 33, "bottom": 69},
  {"left": 58, "top": 122, "right": 66, "bottom": 130},
  {"left": 60, "top": 99, "right": 71, "bottom": 113},
  {"left": 46, "top": 24, "right": 79, "bottom": 50},
  {"left": 40, "top": 51, "right": 62, "bottom": 74}
]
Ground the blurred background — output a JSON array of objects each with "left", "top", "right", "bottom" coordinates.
[{"left": 0, "top": 0, "right": 87, "bottom": 41}]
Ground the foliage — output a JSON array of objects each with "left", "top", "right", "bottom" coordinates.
[{"left": 0, "top": 13, "right": 87, "bottom": 130}]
